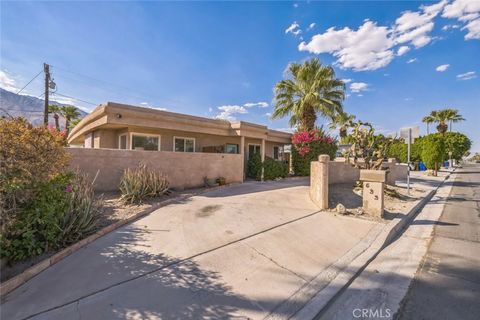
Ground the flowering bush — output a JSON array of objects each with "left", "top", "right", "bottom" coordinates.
[
  {"left": 291, "top": 128, "right": 335, "bottom": 156},
  {"left": 291, "top": 128, "right": 337, "bottom": 176}
]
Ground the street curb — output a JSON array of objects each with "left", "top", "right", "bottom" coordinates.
[
  {"left": 0, "top": 183, "right": 238, "bottom": 298},
  {"left": 267, "top": 170, "right": 454, "bottom": 320}
]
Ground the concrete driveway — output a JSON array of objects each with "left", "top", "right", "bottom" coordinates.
[{"left": 2, "top": 178, "right": 379, "bottom": 320}]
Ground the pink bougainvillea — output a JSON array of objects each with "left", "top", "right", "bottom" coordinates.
[{"left": 291, "top": 128, "right": 335, "bottom": 156}]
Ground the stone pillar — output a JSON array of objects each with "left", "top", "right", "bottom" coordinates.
[
  {"left": 360, "top": 170, "right": 386, "bottom": 218},
  {"left": 310, "top": 154, "right": 329, "bottom": 209}
]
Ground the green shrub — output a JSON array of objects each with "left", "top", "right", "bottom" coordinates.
[
  {"left": 443, "top": 132, "right": 471, "bottom": 161},
  {"left": 292, "top": 140, "right": 337, "bottom": 176},
  {"left": 421, "top": 134, "right": 445, "bottom": 172},
  {"left": 247, "top": 153, "right": 262, "bottom": 180},
  {"left": 0, "top": 172, "right": 100, "bottom": 262},
  {"left": 119, "top": 163, "right": 170, "bottom": 204},
  {"left": 386, "top": 138, "right": 423, "bottom": 163},
  {"left": 0, "top": 118, "right": 69, "bottom": 239},
  {"left": 263, "top": 158, "right": 288, "bottom": 180}
]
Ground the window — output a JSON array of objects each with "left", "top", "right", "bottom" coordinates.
[
  {"left": 225, "top": 144, "right": 239, "bottom": 154},
  {"left": 174, "top": 137, "right": 195, "bottom": 152},
  {"left": 131, "top": 134, "right": 160, "bottom": 151},
  {"left": 248, "top": 144, "right": 261, "bottom": 159},
  {"left": 119, "top": 134, "right": 127, "bottom": 150},
  {"left": 273, "top": 146, "right": 284, "bottom": 160}
]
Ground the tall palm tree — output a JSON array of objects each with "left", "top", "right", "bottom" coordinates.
[
  {"left": 272, "top": 58, "right": 345, "bottom": 131},
  {"left": 329, "top": 112, "right": 355, "bottom": 142},
  {"left": 48, "top": 104, "right": 61, "bottom": 130},
  {"left": 60, "top": 105, "right": 81, "bottom": 135},
  {"left": 423, "top": 109, "right": 465, "bottom": 134}
]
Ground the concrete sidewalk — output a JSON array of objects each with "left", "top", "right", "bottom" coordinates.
[
  {"left": 310, "top": 168, "right": 462, "bottom": 320},
  {"left": 2, "top": 178, "right": 382, "bottom": 320}
]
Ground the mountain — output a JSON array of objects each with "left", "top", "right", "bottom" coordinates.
[{"left": 0, "top": 88, "right": 88, "bottom": 127}]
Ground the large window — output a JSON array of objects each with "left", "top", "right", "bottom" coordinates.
[
  {"left": 174, "top": 137, "right": 195, "bottom": 152},
  {"left": 131, "top": 134, "right": 160, "bottom": 151},
  {"left": 225, "top": 143, "right": 239, "bottom": 154},
  {"left": 248, "top": 144, "right": 261, "bottom": 159}
]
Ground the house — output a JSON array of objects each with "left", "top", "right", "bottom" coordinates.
[
  {"left": 68, "top": 102, "right": 292, "bottom": 161},
  {"left": 67, "top": 103, "right": 292, "bottom": 189}
]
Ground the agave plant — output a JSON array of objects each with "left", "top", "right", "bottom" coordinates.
[
  {"left": 119, "top": 163, "right": 170, "bottom": 204},
  {"left": 60, "top": 170, "right": 102, "bottom": 245}
]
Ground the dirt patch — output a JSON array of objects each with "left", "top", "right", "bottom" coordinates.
[
  {"left": 196, "top": 204, "right": 222, "bottom": 217},
  {"left": 329, "top": 183, "right": 427, "bottom": 221}
]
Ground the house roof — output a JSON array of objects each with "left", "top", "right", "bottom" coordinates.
[{"left": 68, "top": 102, "right": 292, "bottom": 144}]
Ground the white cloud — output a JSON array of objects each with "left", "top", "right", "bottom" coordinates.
[
  {"left": 397, "top": 45, "right": 410, "bottom": 56},
  {"left": 442, "top": 0, "right": 480, "bottom": 40},
  {"left": 307, "top": 23, "right": 316, "bottom": 30},
  {"left": 407, "top": 58, "right": 418, "bottom": 63},
  {"left": 341, "top": 78, "right": 352, "bottom": 84},
  {"left": 273, "top": 127, "right": 295, "bottom": 133},
  {"left": 214, "top": 105, "right": 248, "bottom": 121},
  {"left": 463, "top": 18, "right": 480, "bottom": 39},
  {"left": 299, "top": 20, "right": 394, "bottom": 71},
  {"left": 0, "top": 70, "right": 19, "bottom": 92},
  {"left": 436, "top": 64, "right": 450, "bottom": 72},
  {"left": 140, "top": 102, "right": 149, "bottom": 106},
  {"left": 456, "top": 71, "right": 477, "bottom": 80},
  {"left": 208, "top": 107, "right": 213, "bottom": 112},
  {"left": 404, "top": 97, "right": 413, "bottom": 101},
  {"left": 293, "top": 3, "right": 298, "bottom": 8},
  {"left": 298, "top": 1, "right": 447, "bottom": 71},
  {"left": 442, "top": 24, "right": 461, "bottom": 30},
  {"left": 357, "top": 94, "right": 364, "bottom": 97},
  {"left": 265, "top": 112, "right": 272, "bottom": 117},
  {"left": 350, "top": 82, "right": 369, "bottom": 92},
  {"left": 243, "top": 101, "right": 269, "bottom": 108},
  {"left": 285, "top": 22, "right": 302, "bottom": 36}
]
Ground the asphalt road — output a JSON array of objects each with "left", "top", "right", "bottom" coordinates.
[{"left": 397, "top": 163, "right": 480, "bottom": 320}]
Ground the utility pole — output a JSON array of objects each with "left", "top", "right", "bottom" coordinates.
[{"left": 43, "top": 63, "right": 50, "bottom": 125}]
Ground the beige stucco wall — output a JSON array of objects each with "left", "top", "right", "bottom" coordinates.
[
  {"left": 327, "top": 161, "right": 407, "bottom": 186},
  {"left": 67, "top": 148, "right": 244, "bottom": 191}
]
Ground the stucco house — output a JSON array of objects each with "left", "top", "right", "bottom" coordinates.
[{"left": 68, "top": 102, "right": 292, "bottom": 165}]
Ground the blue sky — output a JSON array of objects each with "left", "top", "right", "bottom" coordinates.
[{"left": 1, "top": 1, "right": 479, "bottom": 151}]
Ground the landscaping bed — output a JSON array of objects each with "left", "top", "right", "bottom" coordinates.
[
  {"left": 328, "top": 183, "right": 427, "bottom": 220},
  {"left": 1, "top": 185, "right": 215, "bottom": 283}
]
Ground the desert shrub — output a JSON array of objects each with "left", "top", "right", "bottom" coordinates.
[
  {"left": 291, "top": 128, "right": 337, "bottom": 176},
  {"left": 119, "top": 164, "right": 169, "bottom": 204},
  {"left": 60, "top": 172, "right": 102, "bottom": 246},
  {"left": 263, "top": 158, "right": 288, "bottom": 180},
  {"left": 443, "top": 132, "right": 471, "bottom": 161},
  {"left": 0, "top": 118, "right": 69, "bottom": 233},
  {"left": 247, "top": 152, "right": 262, "bottom": 180},
  {"left": 0, "top": 171, "right": 100, "bottom": 261},
  {"left": 421, "top": 134, "right": 445, "bottom": 172}
]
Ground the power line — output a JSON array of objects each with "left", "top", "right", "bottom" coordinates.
[
  {"left": 16, "top": 70, "right": 43, "bottom": 95},
  {"left": 51, "top": 92, "right": 97, "bottom": 106},
  {"left": 50, "top": 64, "right": 181, "bottom": 106}
]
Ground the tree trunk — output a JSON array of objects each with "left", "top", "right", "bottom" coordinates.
[
  {"left": 426, "top": 123, "right": 429, "bottom": 134},
  {"left": 54, "top": 114, "right": 60, "bottom": 130},
  {"left": 302, "top": 106, "right": 317, "bottom": 131},
  {"left": 65, "top": 117, "right": 70, "bottom": 135},
  {"left": 434, "top": 162, "right": 438, "bottom": 176}
]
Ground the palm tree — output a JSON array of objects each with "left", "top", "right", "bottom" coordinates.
[
  {"left": 272, "top": 58, "right": 345, "bottom": 131},
  {"left": 329, "top": 112, "right": 355, "bottom": 142},
  {"left": 48, "top": 104, "right": 61, "bottom": 130},
  {"left": 423, "top": 109, "right": 465, "bottom": 134},
  {"left": 60, "top": 105, "right": 81, "bottom": 135}
]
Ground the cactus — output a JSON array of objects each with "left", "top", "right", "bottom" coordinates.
[{"left": 119, "top": 163, "right": 169, "bottom": 204}]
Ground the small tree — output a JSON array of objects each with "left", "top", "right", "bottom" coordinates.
[
  {"left": 421, "top": 134, "right": 445, "bottom": 176},
  {"left": 443, "top": 132, "right": 471, "bottom": 161},
  {"left": 60, "top": 106, "right": 81, "bottom": 135},
  {"left": 247, "top": 153, "right": 262, "bottom": 180}
]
